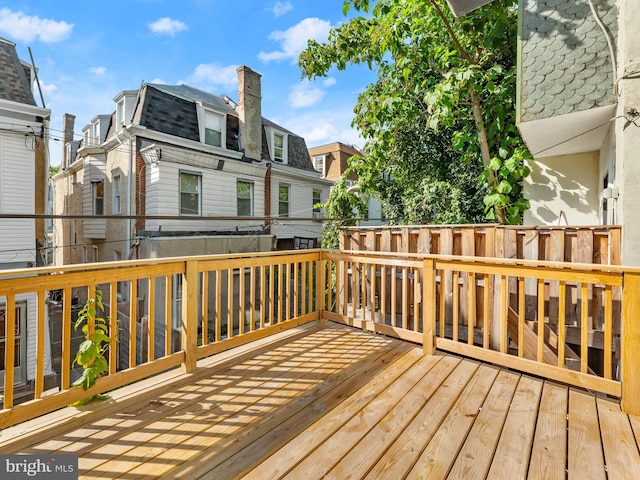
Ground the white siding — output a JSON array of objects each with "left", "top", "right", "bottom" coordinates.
[
  {"left": 145, "top": 160, "right": 266, "bottom": 233},
  {"left": 0, "top": 134, "right": 36, "bottom": 264},
  {"left": 271, "top": 172, "right": 329, "bottom": 240}
]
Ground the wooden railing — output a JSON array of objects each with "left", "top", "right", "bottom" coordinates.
[
  {"left": 0, "top": 250, "right": 321, "bottom": 428},
  {"left": 321, "top": 250, "right": 640, "bottom": 415},
  {"left": 1, "top": 248, "right": 639, "bottom": 429}
]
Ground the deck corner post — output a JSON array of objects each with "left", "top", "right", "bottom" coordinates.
[
  {"left": 181, "top": 259, "right": 198, "bottom": 373},
  {"left": 423, "top": 257, "right": 436, "bottom": 355},
  {"left": 622, "top": 271, "right": 640, "bottom": 415}
]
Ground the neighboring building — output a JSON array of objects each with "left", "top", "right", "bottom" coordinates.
[
  {"left": 0, "top": 37, "right": 55, "bottom": 396},
  {"left": 448, "top": 0, "right": 640, "bottom": 264},
  {"left": 52, "top": 66, "right": 332, "bottom": 266},
  {"left": 308, "top": 141, "right": 383, "bottom": 226}
]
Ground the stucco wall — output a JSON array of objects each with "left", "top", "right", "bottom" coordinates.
[{"left": 523, "top": 152, "right": 600, "bottom": 226}]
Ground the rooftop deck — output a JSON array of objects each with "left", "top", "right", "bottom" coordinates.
[{"left": 2, "top": 321, "right": 639, "bottom": 480}]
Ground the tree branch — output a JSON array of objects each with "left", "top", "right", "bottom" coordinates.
[{"left": 428, "top": 0, "right": 476, "bottom": 65}]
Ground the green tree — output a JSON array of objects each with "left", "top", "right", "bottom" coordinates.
[{"left": 300, "top": 0, "right": 531, "bottom": 225}]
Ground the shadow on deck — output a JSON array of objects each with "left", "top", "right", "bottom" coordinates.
[{"left": 1, "top": 321, "right": 640, "bottom": 479}]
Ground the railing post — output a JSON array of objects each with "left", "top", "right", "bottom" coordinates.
[
  {"left": 622, "top": 271, "right": 640, "bottom": 415},
  {"left": 423, "top": 258, "right": 436, "bottom": 355},
  {"left": 181, "top": 259, "right": 198, "bottom": 373},
  {"left": 317, "top": 251, "right": 325, "bottom": 319}
]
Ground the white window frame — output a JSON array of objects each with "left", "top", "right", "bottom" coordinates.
[
  {"left": 179, "top": 170, "right": 202, "bottom": 216},
  {"left": 278, "top": 184, "right": 290, "bottom": 217},
  {"left": 237, "top": 180, "right": 254, "bottom": 217},
  {"left": 268, "top": 129, "right": 288, "bottom": 163},
  {"left": 92, "top": 180, "right": 104, "bottom": 215},
  {"left": 116, "top": 100, "right": 125, "bottom": 130},
  {"left": 196, "top": 103, "right": 226, "bottom": 149},
  {"left": 113, "top": 174, "right": 121, "bottom": 214},
  {"left": 313, "top": 155, "right": 326, "bottom": 177}
]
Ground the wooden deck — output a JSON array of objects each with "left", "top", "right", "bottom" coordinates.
[{"left": 2, "top": 321, "right": 640, "bottom": 480}]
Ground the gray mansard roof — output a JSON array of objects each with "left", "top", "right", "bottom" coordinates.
[
  {"left": 519, "top": 0, "right": 618, "bottom": 122},
  {"left": 128, "top": 83, "right": 315, "bottom": 171},
  {"left": 0, "top": 37, "right": 36, "bottom": 106}
]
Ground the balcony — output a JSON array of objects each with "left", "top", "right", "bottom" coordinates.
[{"left": 1, "top": 249, "right": 640, "bottom": 478}]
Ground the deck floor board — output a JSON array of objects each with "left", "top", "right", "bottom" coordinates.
[{"left": 1, "top": 321, "right": 639, "bottom": 480}]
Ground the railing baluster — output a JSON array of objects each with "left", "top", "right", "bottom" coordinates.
[
  {"left": 201, "top": 272, "right": 208, "bottom": 344},
  {"left": 402, "top": 266, "right": 408, "bottom": 330},
  {"left": 468, "top": 272, "right": 476, "bottom": 345},
  {"left": 581, "top": 283, "right": 589, "bottom": 373},
  {"left": 62, "top": 287, "right": 72, "bottom": 390},
  {"left": 239, "top": 266, "right": 245, "bottom": 335},
  {"left": 228, "top": 267, "right": 234, "bottom": 335},
  {"left": 622, "top": 272, "right": 640, "bottom": 415},
  {"left": 391, "top": 265, "right": 397, "bottom": 326},
  {"left": 500, "top": 275, "right": 508, "bottom": 354},
  {"left": 260, "top": 265, "right": 266, "bottom": 329},
  {"left": 4, "top": 293, "right": 16, "bottom": 408},
  {"left": 250, "top": 266, "right": 256, "bottom": 331},
  {"left": 538, "top": 278, "right": 545, "bottom": 363},
  {"left": 215, "top": 270, "right": 222, "bottom": 340},
  {"left": 453, "top": 271, "right": 459, "bottom": 342},
  {"left": 35, "top": 290, "right": 45, "bottom": 398},
  {"left": 483, "top": 273, "right": 490, "bottom": 349},
  {"left": 109, "top": 281, "right": 118, "bottom": 373},
  {"left": 604, "top": 284, "right": 613, "bottom": 380},
  {"left": 518, "top": 277, "right": 525, "bottom": 358},
  {"left": 558, "top": 281, "right": 566, "bottom": 369},
  {"left": 439, "top": 269, "right": 445, "bottom": 338},
  {"left": 165, "top": 275, "right": 172, "bottom": 355},
  {"left": 129, "top": 280, "right": 137, "bottom": 368},
  {"left": 148, "top": 277, "right": 155, "bottom": 361},
  {"left": 381, "top": 264, "right": 387, "bottom": 324},
  {"left": 423, "top": 259, "right": 436, "bottom": 355}
]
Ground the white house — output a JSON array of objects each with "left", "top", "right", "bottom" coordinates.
[
  {"left": 53, "top": 66, "right": 332, "bottom": 266},
  {"left": 0, "top": 37, "right": 54, "bottom": 395}
]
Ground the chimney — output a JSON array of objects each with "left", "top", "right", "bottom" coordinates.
[
  {"left": 237, "top": 66, "right": 262, "bottom": 161},
  {"left": 62, "top": 113, "right": 75, "bottom": 168}
]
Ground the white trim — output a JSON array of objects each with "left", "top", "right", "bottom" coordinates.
[
  {"left": 0, "top": 98, "right": 50, "bottom": 118},
  {"left": 105, "top": 125, "right": 244, "bottom": 161},
  {"left": 196, "top": 102, "right": 227, "bottom": 148},
  {"left": 313, "top": 154, "right": 326, "bottom": 177}
]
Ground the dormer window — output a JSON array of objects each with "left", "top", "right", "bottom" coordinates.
[
  {"left": 196, "top": 103, "right": 226, "bottom": 149},
  {"left": 116, "top": 100, "right": 125, "bottom": 130},
  {"left": 313, "top": 155, "right": 326, "bottom": 177},
  {"left": 269, "top": 130, "right": 288, "bottom": 163}
]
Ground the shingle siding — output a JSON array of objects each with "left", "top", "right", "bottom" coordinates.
[
  {"left": 0, "top": 38, "right": 36, "bottom": 106},
  {"left": 519, "top": 0, "right": 618, "bottom": 122}
]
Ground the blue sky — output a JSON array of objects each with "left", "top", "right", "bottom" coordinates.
[{"left": 0, "top": 1, "right": 376, "bottom": 166}]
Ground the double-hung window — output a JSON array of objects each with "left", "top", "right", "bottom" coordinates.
[
  {"left": 180, "top": 171, "right": 201, "bottom": 216},
  {"left": 92, "top": 180, "right": 104, "bottom": 215},
  {"left": 313, "top": 155, "right": 325, "bottom": 177},
  {"left": 279, "top": 184, "right": 290, "bottom": 217},
  {"left": 313, "top": 190, "right": 322, "bottom": 218},
  {"left": 113, "top": 174, "right": 121, "bottom": 214},
  {"left": 237, "top": 181, "right": 253, "bottom": 216},
  {"left": 274, "top": 133, "right": 284, "bottom": 161},
  {"left": 197, "top": 104, "right": 226, "bottom": 148}
]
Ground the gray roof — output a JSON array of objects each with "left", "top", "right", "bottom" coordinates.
[
  {"left": 148, "top": 84, "right": 236, "bottom": 114},
  {"left": 0, "top": 37, "right": 36, "bottom": 106},
  {"left": 519, "top": 0, "right": 617, "bottom": 122},
  {"left": 134, "top": 83, "right": 315, "bottom": 171}
]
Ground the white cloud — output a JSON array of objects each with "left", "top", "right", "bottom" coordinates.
[
  {"left": 258, "top": 17, "right": 331, "bottom": 63},
  {"left": 89, "top": 66, "right": 107, "bottom": 75},
  {"left": 183, "top": 63, "right": 239, "bottom": 90},
  {"left": 35, "top": 82, "right": 57, "bottom": 95},
  {"left": 148, "top": 17, "right": 188, "bottom": 37},
  {"left": 278, "top": 108, "right": 363, "bottom": 147},
  {"left": 272, "top": 1, "right": 293, "bottom": 17},
  {"left": 0, "top": 8, "right": 73, "bottom": 43},
  {"left": 289, "top": 82, "right": 325, "bottom": 108},
  {"left": 322, "top": 77, "right": 337, "bottom": 87}
]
